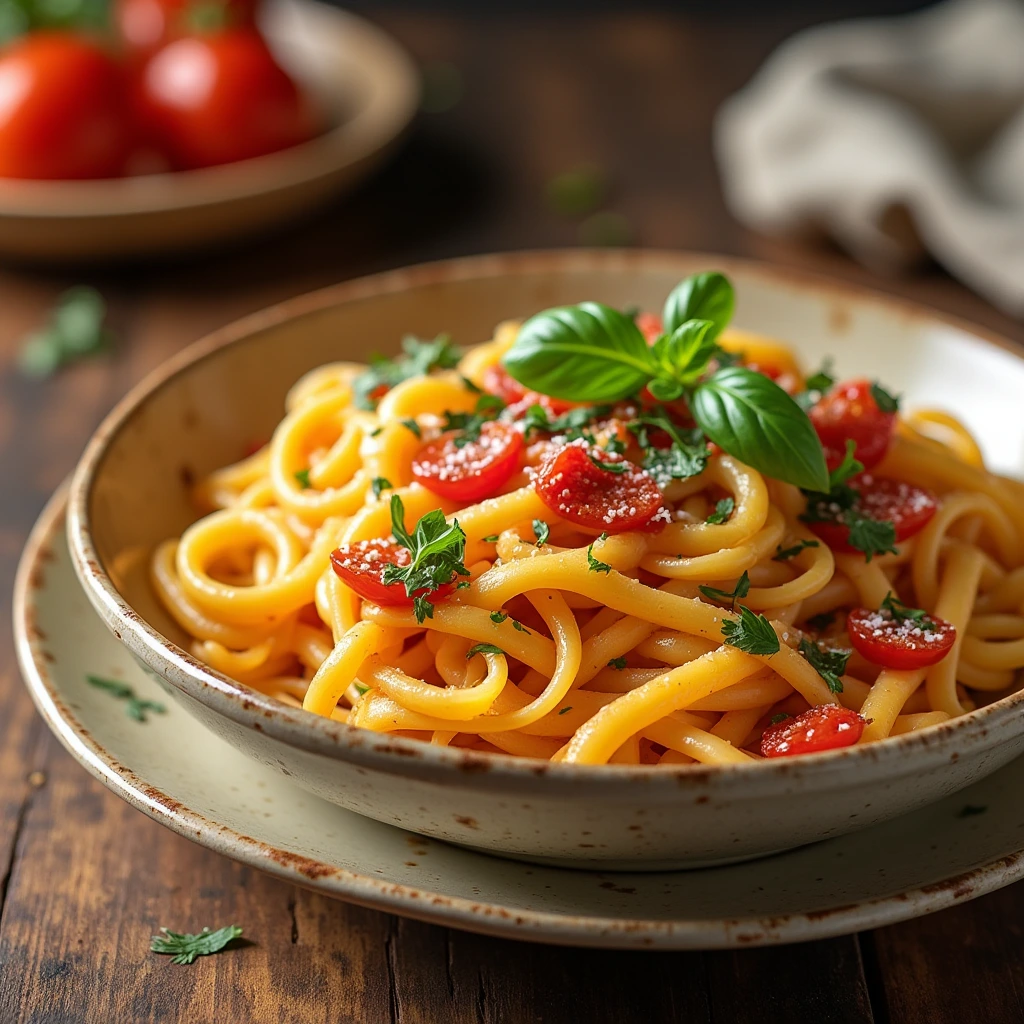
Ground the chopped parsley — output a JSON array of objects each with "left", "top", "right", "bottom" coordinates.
[
  {"left": 490, "top": 611, "right": 508, "bottom": 624},
  {"left": 522, "top": 403, "right": 611, "bottom": 442},
  {"left": 773, "top": 538, "right": 820, "bottom": 561},
  {"left": 380, "top": 495, "right": 470, "bottom": 623},
  {"left": 482, "top": 534, "right": 499, "bottom": 543},
  {"left": 607, "top": 656, "right": 628, "bottom": 670},
  {"left": 461, "top": 375, "right": 482, "bottom": 394},
  {"left": 871, "top": 382, "right": 900, "bottom": 414},
  {"left": 150, "top": 925, "right": 243, "bottom": 965},
  {"left": 721, "top": 607, "right": 780, "bottom": 656},
  {"left": 512, "top": 619, "right": 530, "bottom": 633},
  {"left": 769, "top": 712, "right": 792, "bottom": 725},
  {"left": 879, "top": 591, "right": 935, "bottom": 630},
  {"left": 795, "top": 359, "right": 835, "bottom": 410},
  {"left": 587, "top": 533, "right": 612, "bottom": 574},
  {"left": 588, "top": 453, "right": 628, "bottom": 474},
  {"left": 626, "top": 408, "right": 709, "bottom": 487},
  {"left": 294, "top": 468, "right": 311, "bottom": 489},
  {"left": 604, "top": 437, "right": 626, "bottom": 455},
  {"left": 706, "top": 497, "right": 735, "bottom": 525},
  {"left": 532, "top": 519, "right": 550, "bottom": 546},
  {"left": 371, "top": 477, "right": 392, "bottom": 500},
  {"left": 353, "top": 334, "right": 462, "bottom": 409},
  {"left": 558, "top": 706, "right": 573, "bottom": 715},
  {"left": 399, "top": 418, "right": 421, "bottom": 439},
  {"left": 455, "top": 581, "right": 472, "bottom": 590},
  {"left": 441, "top": 393, "right": 506, "bottom": 447},
  {"left": 798, "top": 638, "right": 850, "bottom": 694},
  {"left": 698, "top": 571, "right": 750, "bottom": 612},
  {"left": 467, "top": 643, "right": 504, "bottom": 659},
  {"left": 806, "top": 611, "right": 836, "bottom": 632},
  {"left": 86, "top": 675, "right": 166, "bottom": 722}
]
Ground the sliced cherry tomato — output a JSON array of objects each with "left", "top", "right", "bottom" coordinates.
[
  {"left": 760, "top": 704, "right": 866, "bottom": 758},
  {"left": 330, "top": 539, "right": 452, "bottom": 607},
  {"left": 807, "top": 476, "right": 937, "bottom": 554},
  {"left": 484, "top": 364, "right": 578, "bottom": 419},
  {"left": 809, "top": 379, "right": 896, "bottom": 472},
  {"left": 635, "top": 312, "right": 662, "bottom": 344},
  {"left": 0, "top": 34, "right": 132, "bottom": 180},
  {"left": 136, "top": 30, "right": 318, "bottom": 169},
  {"left": 534, "top": 441, "right": 667, "bottom": 533},
  {"left": 847, "top": 606, "right": 956, "bottom": 670},
  {"left": 411, "top": 420, "right": 524, "bottom": 503},
  {"left": 116, "top": 0, "right": 258, "bottom": 56}
]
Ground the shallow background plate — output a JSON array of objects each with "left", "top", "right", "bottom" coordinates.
[
  {"left": 0, "top": 0, "right": 418, "bottom": 261},
  {"left": 17, "top": 489, "right": 1024, "bottom": 949}
]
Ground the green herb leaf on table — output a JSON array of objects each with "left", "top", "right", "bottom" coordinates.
[
  {"left": 698, "top": 571, "right": 750, "bottom": 612},
  {"left": 353, "top": 334, "right": 462, "bottom": 410},
  {"left": 381, "top": 495, "right": 470, "bottom": 623},
  {"left": 662, "top": 272, "right": 734, "bottom": 340},
  {"left": 467, "top": 643, "right": 505, "bottom": 659},
  {"left": 371, "top": 477, "right": 392, "bottom": 500},
  {"left": 533, "top": 519, "right": 550, "bottom": 546},
  {"left": 587, "top": 533, "right": 612, "bottom": 574},
  {"left": 706, "top": 497, "right": 735, "bottom": 525},
  {"left": 150, "top": 925, "right": 243, "bottom": 966},
  {"left": 721, "top": 607, "right": 780, "bottom": 656},
  {"left": 18, "top": 287, "right": 113, "bottom": 379},
  {"left": 798, "top": 638, "right": 851, "bottom": 694},
  {"left": 87, "top": 675, "right": 166, "bottom": 723},
  {"left": 773, "top": 538, "right": 820, "bottom": 561}
]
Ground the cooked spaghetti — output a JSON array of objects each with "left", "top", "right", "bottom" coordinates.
[{"left": 151, "top": 272, "right": 1024, "bottom": 766}]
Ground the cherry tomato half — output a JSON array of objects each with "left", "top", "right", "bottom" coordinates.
[
  {"left": 137, "top": 30, "right": 318, "bottom": 169},
  {"left": 534, "top": 441, "right": 667, "bottom": 533},
  {"left": 330, "top": 539, "right": 452, "bottom": 607},
  {"left": 807, "top": 476, "right": 937, "bottom": 554},
  {"left": 116, "top": 0, "right": 257, "bottom": 56},
  {"left": 0, "top": 34, "right": 131, "bottom": 180},
  {"left": 760, "top": 704, "right": 866, "bottom": 758},
  {"left": 412, "top": 420, "right": 524, "bottom": 503},
  {"left": 809, "top": 379, "right": 896, "bottom": 472},
  {"left": 635, "top": 312, "right": 663, "bottom": 344},
  {"left": 847, "top": 606, "right": 956, "bottom": 670}
]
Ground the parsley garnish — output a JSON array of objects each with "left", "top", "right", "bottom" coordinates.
[
  {"left": 294, "top": 468, "right": 311, "bottom": 489},
  {"left": 880, "top": 591, "right": 935, "bottom": 630},
  {"left": 846, "top": 518, "right": 898, "bottom": 562},
  {"left": 371, "top": 477, "right": 392, "bottom": 500},
  {"left": 721, "top": 607, "right": 780, "bottom": 656},
  {"left": 441, "top": 393, "right": 506, "bottom": 447},
  {"left": 455, "top": 581, "right": 472, "bottom": 590},
  {"left": 587, "top": 533, "right": 612, "bottom": 574},
  {"left": 607, "top": 656, "right": 628, "bottom": 670},
  {"left": 588, "top": 453, "right": 628, "bottom": 474},
  {"left": 490, "top": 611, "right": 508, "bottom": 624},
  {"left": 627, "top": 408, "right": 709, "bottom": 487},
  {"left": 698, "top": 571, "right": 750, "bottom": 612},
  {"left": 773, "top": 538, "right": 820, "bottom": 561},
  {"left": 806, "top": 611, "right": 836, "bottom": 632},
  {"left": 17, "top": 286, "right": 114, "bottom": 379},
  {"left": 87, "top": 675, "right": 166, "bottom": 722},
  {"left": 798, "top": 638, "right": 850, "bottom": 694},
  {"left": 461, "top": 375, "right": 482, "bottom": 394},
  {"left": 482, "top": 534, "right": 499, "bottom": 543},
  {"left": 380, "top": 495, "right": 470, "bottom": 623},
  {"left": 400, "top": 418, "right": 421, "bottom": 439},
  {"left": 353, "top": 334, "right": 462, "bottom": 409},
  {"left": 522, "top": 403, "right": 611, "bottom": 441},
  {"left": 558, "top": 706, "right": 573, "bottom": 715},
  {"left": 150, "top": 925, "right": 243, "bottom": 965},
  {"left": 467, "top": 643, "right": 504, "bottom": 659},
  {"left": 512, "top": 619, "right": 530, "bottom": 633},
  {"left": 795, "top": 359, "right": 835, "bottom": 410},
  {"left": 706, "top": 497, "right": 734, "bottom": 525},
  {"left": 604, "top": 437, "right": 626, "bottom": 455},
  {"left": 870, "top": 382, "right": 900, "bottom": 414},
  {"left": 769, "top": 712, "right": 791, "bottom": 725},
  {"left": 533, "top": 519, "right": 550, "bottom": 546}
]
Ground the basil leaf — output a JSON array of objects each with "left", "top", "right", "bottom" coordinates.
[
  {"left": 662, "top": 272, "right": 734, "bottom": 339},
  {"left": 502, "top": 302, "right": 655, "bottom": 402},
  {"left": 651, "top": 318, "right": 716, "bottom": 383},
  {"left": 646, "top": 378, "right": 685, "bottom": 402},
  {"left": 691, "top": 366, "right": 829, "bottom": 492}
]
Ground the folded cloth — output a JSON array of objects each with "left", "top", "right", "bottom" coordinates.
[{"left": 715, "top": 0, "right": 1024, "bottom": 315}]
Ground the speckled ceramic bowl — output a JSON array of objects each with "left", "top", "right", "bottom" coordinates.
[{"left": 66, "top": 250, "right": 1024, "bottom": 869}]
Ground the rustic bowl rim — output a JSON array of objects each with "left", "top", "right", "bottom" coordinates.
[{"left": 66, "top": 248, "right": 1024, "bottom": 792}]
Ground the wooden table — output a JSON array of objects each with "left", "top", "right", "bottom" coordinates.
[{"left": 2, "top": 6, "right": 1023, "bottom": 1021}]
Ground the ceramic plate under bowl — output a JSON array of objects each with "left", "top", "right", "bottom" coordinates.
[
  {"left": 15, "top": 490, "right": 1024, "bottom": 950},
  {"left": 66, "top": 250, "right": 1024, "bottom": 869},
  {"left": 0, "top": 0, "right": 418, "bottom": 260}
]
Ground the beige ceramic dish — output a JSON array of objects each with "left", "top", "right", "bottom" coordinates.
[
  {"left": 0, "top": 0, "right": 418, "bottom": 261},
  {"left": 66, "top": 250, "right": 1024, "bottom": 870}
]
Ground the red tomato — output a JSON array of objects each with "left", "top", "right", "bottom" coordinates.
[
  {"left": 807, "top": 476, "right": 937, "bottom": 554},
  {"left": 483, "top": 364, "right": 578, "bottom": 418},
  {"left": 847, "top": 606, "right": 956, "bottom": 670},
  {"left": 0, "top": 34, "right": 131, "bottom": 180},
  {"left": 137, "top": 30, "right": 317, "bottom": 169},
  {"left": 411, "top": 421, "right": 524, "bottom": 503},
  {"left": 329, "top": 539, "right": 452, "bottom": 607},
  {"left": 116, "top": 0, "right": 257, "bottom": 55},
  {"left": 760, "top": 704, "right": 866, "bottom": 758},
  {"left": 635, "top": 312, "right": 662, "bottom": 344},
  {"left": 809, "top": 379, "right": 896, "bottom": 472},
  {"left": 534, "top": 441, "right": 668, "bottom": 533}
]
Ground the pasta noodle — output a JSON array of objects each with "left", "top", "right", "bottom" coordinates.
[{"left": 151, "top": 309, "right": 1024, "bottom": 767}]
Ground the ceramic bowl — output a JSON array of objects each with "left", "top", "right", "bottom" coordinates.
[
  {"left": 0, "top": 0, "right": 418, "bottom": 261},
  {"left": 66, "top": 250, "right": 1024, "bottom": 870}
]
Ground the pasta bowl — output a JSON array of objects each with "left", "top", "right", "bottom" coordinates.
[{"left": 66, "top": 250, "right": 1024, "bottom": 869}]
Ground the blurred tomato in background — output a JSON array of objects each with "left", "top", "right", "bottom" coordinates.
[{"left": 0, "top": 0, "right": 319, "bottom": 180}]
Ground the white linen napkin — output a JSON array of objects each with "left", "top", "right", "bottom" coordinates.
[{"left": 715, "top": 0, "right": 1024, "bottom": 315}]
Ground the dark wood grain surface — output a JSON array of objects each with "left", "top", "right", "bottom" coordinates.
[{"left": 2, "top": 6, "right": 1023, "bottom": 1022}]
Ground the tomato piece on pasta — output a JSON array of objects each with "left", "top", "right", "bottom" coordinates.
[
  {"left": 847, "top": 606, "right": 956, "bottom": 670},
  {"left": 330, "top": 539, "right": 452, "bottom": 607},
  {"left": 411, "top": 420, "right": 524, "bottom": 503},
  {"left": 809, "top": 378, "right": 896, "bottom": 471},
  {"left": 760, "top": 704, "right": 866, "bottom": 758},
  {"left": 635, "top": 312, "right": 663, "bottom": 343},
  {"left": 534, "top": 440, "right": 668, "bottom": 533},
  {"left": 807, "top": 476, "right": 937, "bottom": 554}
]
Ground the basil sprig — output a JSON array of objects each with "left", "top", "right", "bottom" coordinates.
[{"left": 502, "top": 272, "right": 829, "bottom": 492}]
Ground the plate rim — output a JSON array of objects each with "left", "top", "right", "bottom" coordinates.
[
  {"left": 19, "top": 484, "right": 1024, "bottom": 949},
  {"left": 64, "top": 247, "right": 1024, "bottom": 793}
]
